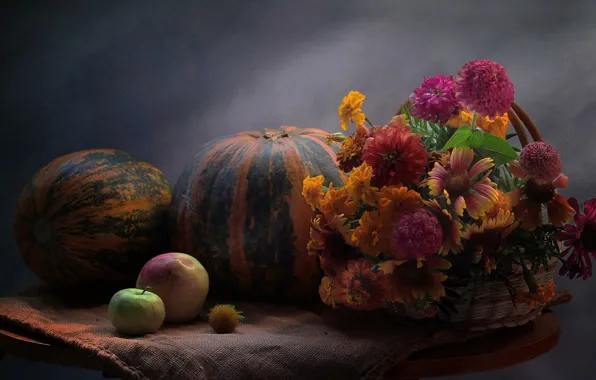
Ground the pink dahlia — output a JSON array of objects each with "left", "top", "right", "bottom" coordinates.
[
  {"left": 455, "top": 60, "right": 515, "bottom": 118},
  {"left": 392, "top": 208, "right": 443, "bottom": 260},
  {"left": 519, "top": 142, "right": 563, "bottom": 184},
  {"left": 362, "top": 126, "right": 429, "bottom": 187},
  {"left": 557, "top": 197, "right": 596, "bottom": 279},
  {"left": 410, "top": 75, "right": 461, "bottom": 124}
]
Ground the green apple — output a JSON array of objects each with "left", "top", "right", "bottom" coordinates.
[{"left": 108, "top": 287, "right": 165, "bottom": 336}]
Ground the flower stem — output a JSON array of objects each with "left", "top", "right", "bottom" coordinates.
[
  {"left": 365, "top": 117, "right": 375, "bottom": 129},
  {"left": 470, "top": 112, "right": 478, "bottom": 129}
]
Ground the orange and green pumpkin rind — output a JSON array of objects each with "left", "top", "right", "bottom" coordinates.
[
  {"left": 169, "top": 126, "right": 346, "bottom": 302},
  {"left": 13, "top": 149, "right": 172, "bottom": 291}
]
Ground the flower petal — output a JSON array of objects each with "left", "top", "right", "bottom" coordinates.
[
  {"left": 450, "top": 147, "right": 475, "bottom": 174},
  {"left": 552, "top": 174, "right": 568, "bottom": 189},
  {"left": 508, "top": 161, "right": 527, "bottom": 179},
  {"left": 427, "top": 163, "right": 449, "bottom": 196},
  {"left": 454, "top": 195, "right": 466, "bottom": 217},
  {"left": 426, "top": 256, "right": 452, "bottom": 270},
  {"left": 583, "top": 198, "right": 596, "bottom": 221},
  {"left": 548, "top": 194, "right": 575, "bottom": 227},
  {"left": 468, "top": 157, "right": 495, "bottom": 178}
]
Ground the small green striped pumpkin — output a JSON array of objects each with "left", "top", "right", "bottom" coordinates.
[
  {"left": 13, "top": 149, "right": 172, "bottom": 291},
  {"left": 169, "top": 126, "right": 346, "bottom": 302}
]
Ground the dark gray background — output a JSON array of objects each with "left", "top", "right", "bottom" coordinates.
[{"left": 1, "top": 1, "right": 595, "bottom": 379}]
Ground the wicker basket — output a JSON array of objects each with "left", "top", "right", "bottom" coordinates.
[{"left": 387, "top": 102, "right": 558, "bottom": 330}]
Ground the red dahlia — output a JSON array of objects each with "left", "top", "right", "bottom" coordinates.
[{"left": 362, "top": 126, "right": 429, "bottom": 187}]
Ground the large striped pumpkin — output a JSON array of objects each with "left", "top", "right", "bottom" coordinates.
[
  {"left": 13, "top": 149, "right": 172, "bottom": 291},
  {"left": 169, "top": 126, "right": 346, "bottom": 302}
]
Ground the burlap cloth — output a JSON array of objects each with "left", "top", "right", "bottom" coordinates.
[{"left": 0, "top": 285, "right": 490, "bottom": 380}]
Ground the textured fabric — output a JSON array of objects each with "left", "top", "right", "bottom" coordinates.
[{"left": 0, "top": 286, "right": 486, "bottom": 380}]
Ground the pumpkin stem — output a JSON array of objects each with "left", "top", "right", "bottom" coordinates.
[{"left": 263, "top": 131, "right": 289, "bottom": 140}]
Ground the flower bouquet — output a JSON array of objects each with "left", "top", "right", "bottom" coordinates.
[{"left": 302, "top": 60, "right": 594, "bottom": 329}]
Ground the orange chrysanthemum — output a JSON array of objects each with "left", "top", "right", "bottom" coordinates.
[
  {"left": 377, "top": 186, "right": 424, "bottom": 223},
  {"left": 334, "top": 259, "right": 389, "bottom": 310},
  {"left": 463, "top": 209, "right": 517, "bottom": 273},
  {"left": 346, "top": 162, "right": 379, "bottom": 205},
  {"left": 302, "top": 175, "right": 325, "bottom": 210},
  {"left": 379, "top": 256, "right": 451, "bottom": 303},
  {"left": 338, "top": 91, "right": 366, "bottom": 131},
  {"left": 508, "top": 161, "right": 574, "bottom": 230},
  {"left": 318, "top": 183, "right": 359, "bottom": 222},
  {"left": 351, "top": 211, "right": 390, "bottom": 256},
  {"left": 425, "top": 199, "right": 464, "bottom": 255},
  {"left": 426, "top": 147, "right": 499, "bottom": 219}
]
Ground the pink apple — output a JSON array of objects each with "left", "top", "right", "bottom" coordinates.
[{"left": 136, "top": 252, "right": 209, "bottom": 323}]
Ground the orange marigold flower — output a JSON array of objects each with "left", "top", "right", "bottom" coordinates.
[
  {"left": 377, "top": 186, "right": 424, "bottom": 222},
  {"left": 425, "top": 199, "right": 464, "bottom": 255},
  {"left": 336, "top": 125, "right": 369, "bottom": 172},
  {"left": 508, "top": 161, "right": 574, "bottom": 230},
  {"left": 308, "top": 213, "right": 359, "bottom": 277},
  {"left": 351, "top": 211, "right": 390, "bottom": 256},
  {"left": 426, "top": 147, "right": 499, "bottom": 219},
  {"left": 516, "top": 282, "right": 556, "bottom": 309},
  {"left": 338, "top": 91, "right": 366, "bottom": 131},
  {"left": 334, "top": 259, "right": 389, "bottom": 310},
  {"left": 463, "top": 209, "right": 517, "bottom": 273},
  {"left": 302, "top": 175, "right": 325, "bottom": 210},
  {"left": 318, "top": 183, "right": 359, "bottom": 222},
  {"left": 446, "top": 109, "right": 510, "bottom": 139},
  {"left": 379, "top": 256, "right": 451, "bottom": 303},
  {"left": 319, "top": 276, "right": 338, "bottom": 307},
  {"left": 346, "top": 162, "right": 379, "bottom": 205}
]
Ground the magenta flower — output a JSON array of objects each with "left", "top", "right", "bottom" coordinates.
[
  {"left": 455, "top": 60, "right": 515, "bottom": 118},
  {"left": 392, "top": 208, "right": 443, "bottom": 260},
  {"left": 519, "top": 142, "right": 563, "bottom": 185},
  {"left": 557, "top": 197, "right": 596, "bottom": 279},
  {"left": 410, "top": 75, "right": 461, "bottom": 124}
]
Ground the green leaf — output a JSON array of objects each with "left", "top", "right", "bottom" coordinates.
[
  {"left": 442, "top": 125, "right": 473, "bottom": 151},
  {"left": 468, "top": 128, "right": 485, "bottom": 148},
  {"left": 476, "top": 134, "right": 519, "bottom": 165},
  {"left": 506, "top": 133, "right": 518, "bottom": 140},
  {"left": 512, "top": 146, "right": 521, "bottom": 152}
]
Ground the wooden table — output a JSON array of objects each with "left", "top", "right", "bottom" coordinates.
[{"left": 0, "top": 311, "right": 560, "bottom": 380}]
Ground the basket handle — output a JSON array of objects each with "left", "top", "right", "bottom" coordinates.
[{"left": 508, "top": 102, "right": 542, "bottom": 147}]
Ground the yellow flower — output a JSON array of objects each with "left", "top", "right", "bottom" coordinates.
[
  {"left": 346, "top": 162, "right": 378, "bottom": 204},
  {"left": 446, "top": 109, "right": 510, "bottom": 139},
  {"left": 302, "top": 175, "right": 325, "bottom": 210},
  {"left": 318, "top": 183, "right": 359, "bottom": 221},
  {"left": 338, "top": 91, "right": 366, "bottom": 131},
  {"left": 351, "top": 211, "right": 389, "bottom": 256}
]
